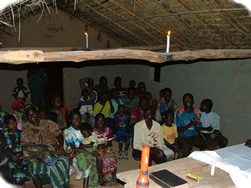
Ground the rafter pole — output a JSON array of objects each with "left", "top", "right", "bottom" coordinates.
[
  {"left": 93, "top": 0, "right": 163, "bottom": 44},
  {"left": 109, "top": 0, "right": 185, "bottom": 50},
  {"left": 177, "top": 0, "right": 239, "bottom": 48},
  {"left": 79, "top": 0, "right": 151, "bottom": 45},
  {"left": 58, "top": 4, "right": 131, "bottom": 46},
  {"left": 215, "top": 0, "right": 250, "bottom": 37},
  {"left": 155, "top": 0, "right": 218, "bottom": 49}
]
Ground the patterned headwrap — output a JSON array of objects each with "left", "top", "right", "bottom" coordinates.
[{"left": 22, "top": 103, "right": 39, "bottom": 120}]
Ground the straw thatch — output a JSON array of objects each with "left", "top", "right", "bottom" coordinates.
[{"left": 0, "top": 0, "right": 250, "bottom": 52}]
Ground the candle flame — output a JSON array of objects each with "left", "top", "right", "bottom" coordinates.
[
  {"left": 84, "top": 32, "right": 88, "bottom": 36},
  {"left": 167, "top": 30, "right": 171, "bottom": 36}
]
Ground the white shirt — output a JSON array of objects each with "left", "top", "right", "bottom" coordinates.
[
  {"left": 133, "top": 119, "right": 164, "bottom": 151},
  {"left": 200, "top": 111, "right": 220, "bottom": 133}
]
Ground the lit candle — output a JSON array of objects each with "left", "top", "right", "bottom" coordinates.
[
  {"left": 166, "top": 30, "right": 171, "bottom": 53},
  {"left": 84, "top": 32, "right": 88, "bottom": 49}
]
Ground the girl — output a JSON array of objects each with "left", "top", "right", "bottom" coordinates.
[
  {"left": 93, "top": 113, "right": 118, "bottom": 185},
  {"left": 93, "top": 92, "right": 114, "bottom": 130},
  {"left": 64, "top": 109, "right": 101, "bottom": 187},
  {"left": 1, "top": 115, "right": 29, "bottom": 185},
  {"left": 48, "top": 95, "right": 68, "bottom": 130},
  {"left": 114, "top": 105, "right": 130, "bottom": 159},
  {"left": 11, "top": 98, "right": 26, "bottom": 130},
  {"left": 74, "top": 123, "right": 99, "bottom": 187}
]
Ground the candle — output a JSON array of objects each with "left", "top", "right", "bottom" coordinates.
[
  {"left": 166, "top": 30, "right": 171, "bottom": 53},
  {"left": 211, "top": 157, "right": 216, "bottom": 176},
  {"left": 84, "top": 32, "right": 88, "bottom": 49}
]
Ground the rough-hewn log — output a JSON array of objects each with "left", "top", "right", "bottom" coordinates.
[
  {"left": 0, "top": 49, "right": 250, "bottom": 64},
  {"left": 167, "top": 49, "right": 251, "bottom": 61},
  {"left": 0, "top": 50, "right": 44, "bottom": 64},
  {"left": 43, "top": 49, "right": 167, "bottom": 63}
]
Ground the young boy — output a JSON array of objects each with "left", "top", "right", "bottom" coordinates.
[
  {"left": 174, "top": 93, "right": 207, "bottom": 157},
  {"left": 12, "top": 78, "right": 29, "bottom": 102},
  {"left": 48, "top": 95, "right": 68, "bottom": 130},
  {"left": 200, "top": 99, "right": 228, "bottom": 149},
  {"left": 162, "top": 110, "right": 182, "bottom": 158},
  {"left": 78, "top": 89, "right": 95, "bottom": 127}
]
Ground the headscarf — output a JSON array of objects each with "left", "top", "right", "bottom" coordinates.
[
  {"left": 22, "top": 103, "right": 39, "bottom": 120},
  {"left": 11, "top": 98, "right": 26, "bottom": 111}
]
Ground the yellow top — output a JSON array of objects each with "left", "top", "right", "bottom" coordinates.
[{"left": 161, "top": 123, "right": 178, "bottom": 145}]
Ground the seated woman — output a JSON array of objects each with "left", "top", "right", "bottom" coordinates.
[
  {"left": 133, "top": 106, "right": 167, "bottom": 165},
  {"left": 21, "top": 104, "right": 69, "bottom": 188}
]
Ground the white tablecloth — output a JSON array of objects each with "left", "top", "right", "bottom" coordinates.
[{"left": 189, "top": 143, "right": 251, "bottom": 188}]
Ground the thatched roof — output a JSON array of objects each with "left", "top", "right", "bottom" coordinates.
[{"left": 0, "top": 0, "right": 250, "bottom": 52}]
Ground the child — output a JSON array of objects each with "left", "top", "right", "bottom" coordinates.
[
  {"left": 64, "top": 110, "right": 100, "bottom": 187},
  {"left": 128, "top": 80, "right": 136, "bottom": 90},
  {"left": 93, "top": 113, "right": 118, "bottom": 185},
  {"left": 200, "top": 99, "right": 228, "bottom": 149},
  {"left": 151, "top": 99, "right": 162, "bottom": 123},
  {"left": 39, "top": 108, "right": 48, "bottom": 120},
  {"left": 77, "top": 89, "right": 95, "bottom": 127},
  {"left": 0, "top": 110, "right": 9, "bottom": 130},
  {"left": 1, "top": 115, "right": 29, "bottom": 185},
  {"left": 159, "top": 88, "right": 177, "bottom": 124},
  {"left": 12, "top": 78, "right": 29, "bottom": 102},
  {"left": 110, "top": 89, "right": 124, "bottom": 129},
  {"left": 73, "top": 123, "right": 99, "bottom": 187},
  {"left": 93, "top": 92, "right": 114, "bottom": 130},
  {"left": 11, "top": 98, "right": 25, "bottom": 130},
  {"left": 48, "top": 95, "right": 68, "bottom": 130},
  {"left": 162, "top": 110, "right": 182, "bottom": 159},
  {"left": 114, "top": 105, "right": 130, "bottom": 159},
  {"left": 137, "top": 82, "right": 152, "bottom": 103},
  {"left": 121, "top": 88, "right": 139, "bottom": 115}
]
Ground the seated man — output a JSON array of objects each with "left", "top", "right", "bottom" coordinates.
[
  {"left": 200, "top": 99, "right": 228, "bottom": 150},
  {"left": 174, "top": 93, "right": 207, "bottom": 157},
  {"left": 133, "top": 106, "right": 167, "bottom": 165}
]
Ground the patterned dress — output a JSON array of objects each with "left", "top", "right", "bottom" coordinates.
[
  {"left": 64, "top": 126, "right": 98, "bottom": 187},
  {"left": 1, "top": 130, "right": 29, "bottom": 184},
  {"left": 21, "top": 120, "right": 69, "bottom": 188},
  {"left": 114, "top": 113, "right": 130, "bottom": 143},
  {"left": 93, "top": 127, "right": 117, "bottom": 175}
]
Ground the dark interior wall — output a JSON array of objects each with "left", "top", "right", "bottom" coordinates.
[
  {"left": 63, "top": 59, "right": 251, "bottom": 146},
  {"left": 156, "top": 59, "right": 251, "bottom": 146}
]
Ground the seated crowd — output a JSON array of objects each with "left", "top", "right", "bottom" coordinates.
[{"left": 0, "top": 75, "right": 228, "bottom": 187}]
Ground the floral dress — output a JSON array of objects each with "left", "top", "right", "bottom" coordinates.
[
  {"left": 21, "top": 120, "right": 69, "bottom": 187},
  {"left": 1, "top": 130, "right": 29, "bottom": 184},
  {"left": 93, "top": 127, "right": 117, "bottom": 175}
]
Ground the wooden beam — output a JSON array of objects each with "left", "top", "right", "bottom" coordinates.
[
  {"left": 0, "top": 50, "right": 44, "bottom": 64},
  {"left": 0, "top": 49, "right": 250, "bottom": 64},
  {"left": 168, "top": 49, "right": 251, "bottom": 61}
]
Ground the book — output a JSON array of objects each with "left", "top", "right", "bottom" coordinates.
[{"left": 149, "top": 169, "right": 188, "bottom": 188}]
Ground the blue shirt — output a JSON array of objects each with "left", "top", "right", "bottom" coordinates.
[{"left": 174, "top": 107, "right": 202, "bottom": 137}]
